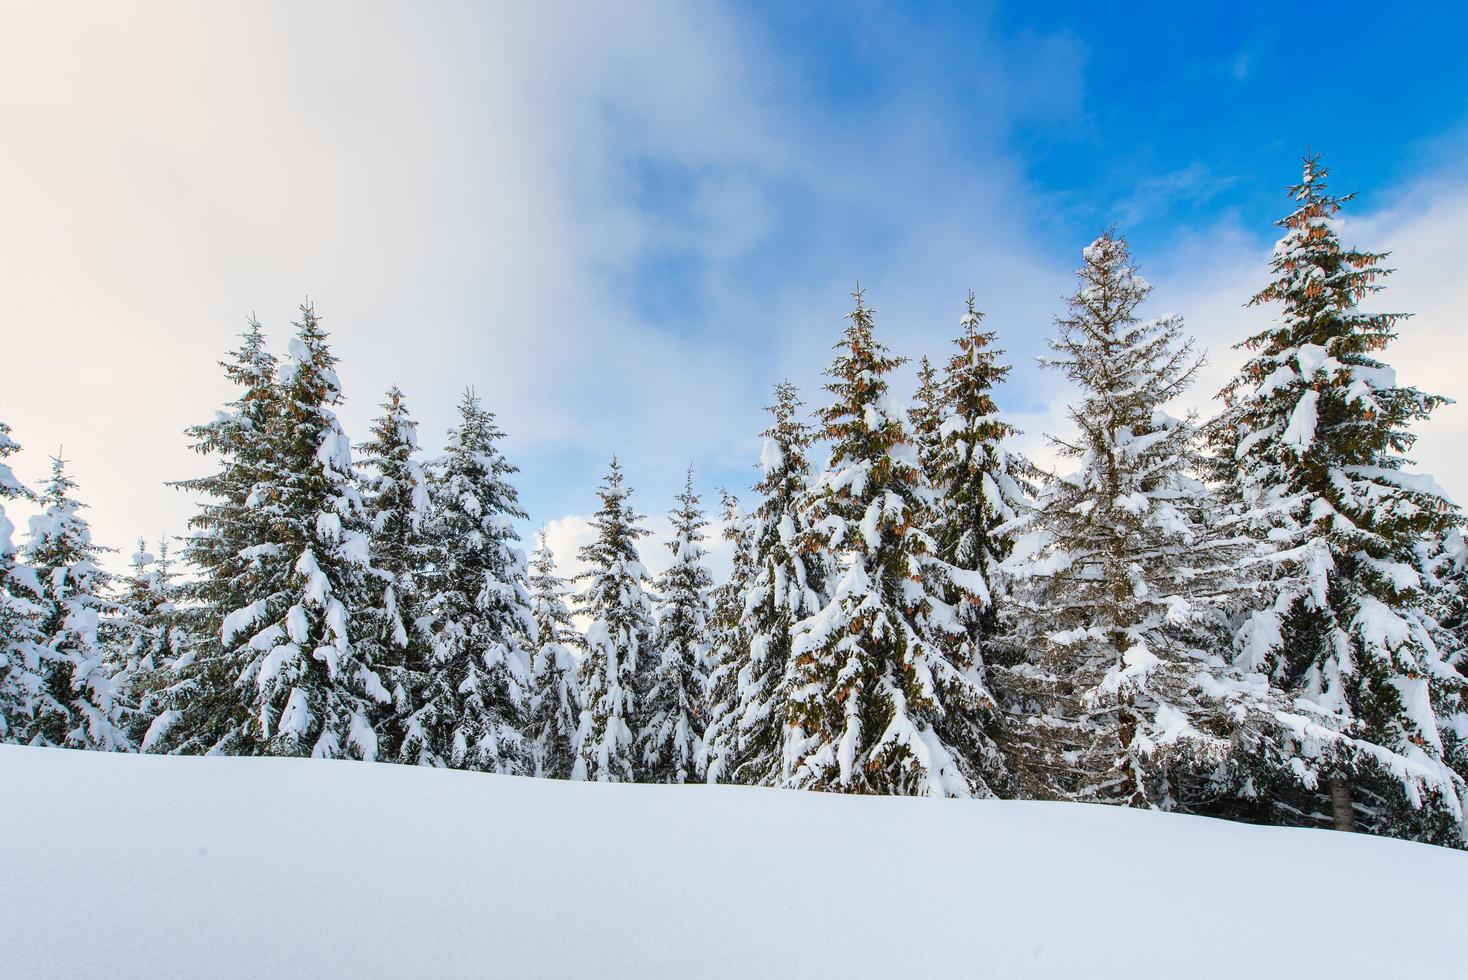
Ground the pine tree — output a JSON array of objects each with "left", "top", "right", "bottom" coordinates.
[
  {"left": 152, "top": 319, "right": 281, "bottom": 753},
  {"left": 640, "top": 468, "right": 713, "bottom": 783},
  {"left": 355, "top": 386, "right": 434, "bottom": 763},
  {"left": 1211, "top": 156, "right": 1467, "bottom": 842},
  {"left": 786, "top": 289, "right": 999, "bottom": 797},
  {"left": 417, "top": 390, "right": 534, "bottom": 773},
  {"left": 573, "top": 457, "right": 656, "bottom": 782},
  {"left": 527, "top": 532, "right": 581, "bottom": 779},
  {"left": 705, "top": 383, "right": 831, "bottom": 786},
  {"left": 928, "top": 294, "right": 1035, "bottom": 653},
  {"left": 21, "top": 458, "right": 130, "bottom": 750},
  {"left": 1003, "top": 233, "right": 1292, "bottom": 810},
  {"left": 0, "top": 418, "right": 43, "bottom": 742},
  {"left": 116, "top": 540, "right": 188, "bottom": 746}
]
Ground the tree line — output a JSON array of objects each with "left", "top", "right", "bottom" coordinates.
[{"left": 2, "top": 154, "right": 1464, "bottom": 848}]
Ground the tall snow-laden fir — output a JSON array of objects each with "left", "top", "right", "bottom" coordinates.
[
  {"left": 704, "top": 383, "right": 831, "bottom": 786},
  {"left": 786, "top": 289, "right": 1000, "bottom": 797},
  {"left": 417, "top": 390, "right": 534, "bottom": 773},
  {"left": 573, "top": 457, "right": 656, "bottom": 783},
  {"left": 116, "top": 540, "right": 187, "bottom": 745},
  {"left": 701, "top": 489, "right": 754, "bottom": 781},
  {"left": 178, "top": 306, "right": 381, "bottom": 759},
  {"left": 152, "top": 318, "right": 281, "bottom": 753},
  {"left": 640, "top": 469, "right": 712, "bottom": 784},
  {"left": 527, "top": 532, "right": 581, "bottom": 779},
  {"left": 0, "top": 417, "right": 42, "bottom": 743},
  {"left": 355, "top": 386, "right": 434, "bottom": 763},
  {"left": 1212, "top": 155, "right": 1466, "bottom": 843},
  {"left": 20, "top": 458, "right": 130, "bottom": 750},
  {"left": 1003, "top": 233, "right": 1291, "bottom": 810},
  {"left": 928, "top": 293, "right": 1034, "bottom": 662}
]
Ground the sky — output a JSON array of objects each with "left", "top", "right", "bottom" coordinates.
[{"left": 3, "top": 0, "right": 1467, "bottom": 583}]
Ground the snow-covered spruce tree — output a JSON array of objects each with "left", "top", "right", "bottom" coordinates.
[
  {"left": 151, "top": 318, "right": 281, "bottom": 753},
  {"left": 1003, "top": 233, "right": 1286, "bottom": 811},
  {"left": 355, "top": 386, "right": 434, "bottom": 763},
  {"left": 0, "top": 417, "right": 43, "bottom": 743},
  {"left": 115, "top": 540, "right": 188, "bottom": 745},
  {"left": 928, "top": 293, "right": 1036, "bottom": 659},
  {"left": 20, "top": 458, "right": 130, "bottom": 750},
  {"left": 573, "top": 457, "right": 656, "bottom": 782},
  {"left": 909, "top": 355, "right": 945, "bottom": 481},
  {"left": 701, "top": 489, "right": 754, "bottom": 782},
  {"left": 785, "top": 290, "right": 999, "bottom": 797},
  {"left": 705, "top": 383, "right": 832, "bottom": 786},
  {"left": 417, "top": 390, "right": 534, "bottom": 773},
  {"left": 527, "top": 532, "right": 581, "bottom": 779},
  {"left": 184, "top": 306, "right": 382, "bottom": 759},
  {"left": 1211, "top": 156, "right": 1467, "bottom": 842},
  {"left": 640, "top": 469, "right": 712, "bottom": 784}
]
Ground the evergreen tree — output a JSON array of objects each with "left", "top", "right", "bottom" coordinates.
[
  {"left": 355, "top": 386, "right": 434, "bottom": 762},
  {"left": 909, "top": 355, "right": 945, "bottom": 481},
  {"left": 701, "top": 489, "right": 755, "bottom": 781},
  {"left": 640, "top": 469, "right": 713, "bottom": 784},
  {"left": 116, "top": 540, "right": 188, "bottom": 746},
  {"left": 573, "top": 457, "right": 656, "bottom": 782},
  {"left": 1211, "top": 156, "right": 1467, "bottom": 842},
  {"left": 786, "top": 289, "right": 999, "bottom": 797},
  {"left": 417, "top": 390, "right": 534, "bottom": 773},
  {"left": 173, "top": 305, "right": 382, "bottom": 759},
  {"left": 152, "top": 319, "right": 281, "bottom": 753},
  {"left": 527, "top": 532, "right": 581, "bottom": 779},
  {"left": 21, "top": 458, "right": 130, "bottom": 750},
  {"left": 705, "top": 384, "right": 831, "bottom": 786},
  {"left": 928, "top": 294, "right": 1035, "bottom": 653},
  {"left": 1003, "top": 233, "right": 1295, "bottom": 810},
  {"left": 0, "top": 418, "right": 43, "bottom": 742}
]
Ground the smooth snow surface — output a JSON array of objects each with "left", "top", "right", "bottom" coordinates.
[{"left": 3, "top": 745, "right": 1465, "bottom": 979}]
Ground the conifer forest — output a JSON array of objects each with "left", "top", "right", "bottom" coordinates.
[{"left": 4, "top": 155, "right": 1468, "bottom": 853}]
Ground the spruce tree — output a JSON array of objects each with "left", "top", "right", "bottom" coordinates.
[
  {"left": 21, "top": 458, "right": 130, "bottom": 750},
  {"left": 640, "top": 469, "right": 713, "bottom": 784},
  {"left": 1211, "top": 156, "right": 1467, "bottom": 842},
  {"left": 527, "top": 532, "right": 581, "bottom": 779},
  {"left": 152, "top": 319, "right": 281, "bottom": 753},
  {"left": 928, "top": 294, "right": 1035, "bottom": 652},
  {"left": 116, "top": 540, "right": 188, "bottom": 747},
  {"left": 909, "top": 355, "right": 945, "bottom": 481},
  {"left": 1003, "top": 233, "right": 1289, "bottom": 810},
  {"left": 355, "top": 386, "right": 434, "bottom": 763},
  {"left": 572, "top": 457, "right": 656, "bottom": 782},
  {"left": 171, "top": 306, "right": 382, "bottom": 759},
  {"left": 786, "top": 289, "right": 999, "bottom": 797},
  {"left": 705, "top": 384, "right": 831, "bottom": 786},
  {"left": 418, "top": 390, "right": 534, "bottom": 773},
  {"left": 0, "top": 418, "right": 42, "bottom": 743},
  {"left": 701, "top": 489, "right": 755, "bottom": 782}
]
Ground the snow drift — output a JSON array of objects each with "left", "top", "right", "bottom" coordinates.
[{"left": 3, "top": 745, "right": 1463, "bottom": 979}]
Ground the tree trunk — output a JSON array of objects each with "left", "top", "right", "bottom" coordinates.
[{"left": 1329, "top": 774, "right": 1356, "bottom": 832}]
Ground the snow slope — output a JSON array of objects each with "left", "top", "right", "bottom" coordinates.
[{"left": 3, "top": 745, "right": 1464, "bottom": 979}]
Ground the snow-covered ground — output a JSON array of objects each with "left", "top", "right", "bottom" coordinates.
[{"left": 4, "top": 745, "right": 1463, "bottom": 979}]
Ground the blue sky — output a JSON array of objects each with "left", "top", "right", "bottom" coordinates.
[{"left": 3, "top": 1, "right": 1466, "bottom": 578}]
